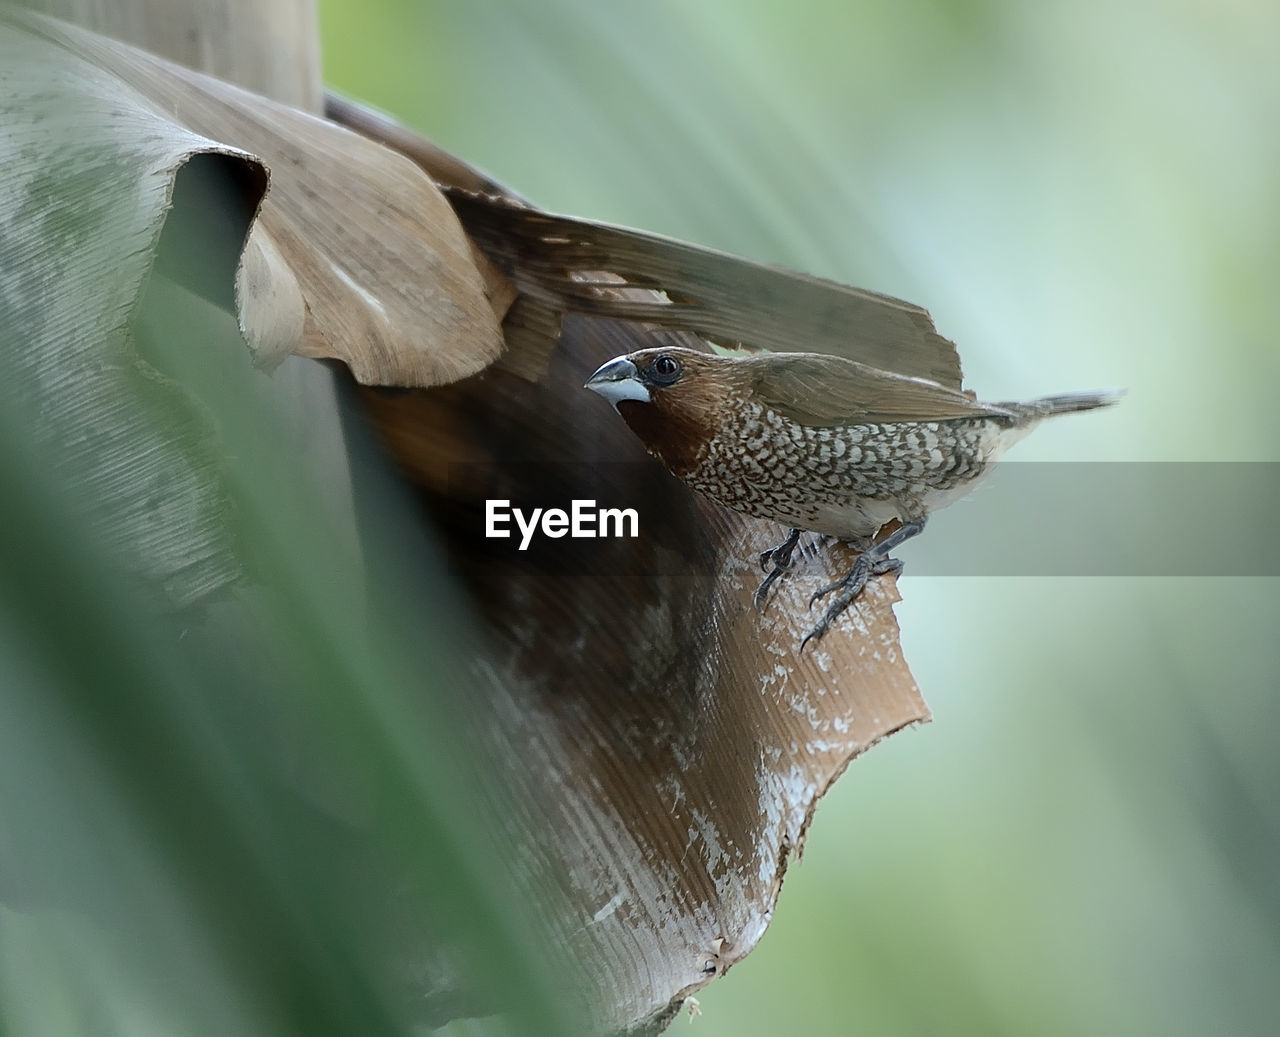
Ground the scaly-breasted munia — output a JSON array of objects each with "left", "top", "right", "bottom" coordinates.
[{"left": 585, "top": 346, "right": 1119, "bottom": 648}]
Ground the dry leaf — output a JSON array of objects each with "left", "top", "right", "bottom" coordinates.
[
  {"left": 0, "top": 11, "right": 269, "bottom": 606},
  {"left": 328, "top": 94, "right": 961, "bottom": 389},
  {"left": 333, "top": 93, "right": 936, "bottom": 1032},
  {"left": 355, "top": 309, "right": 930, "bottom": 1033},
  {"left": 6, "top": 7, "right": 507, "bottom": 387},
  {"left": 446, "top": 188, "right": 964, "bottom": 389}
]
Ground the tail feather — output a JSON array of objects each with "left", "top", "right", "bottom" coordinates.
[{"left": 1004, "top": 388, "right": 1125, "bottom": 423}]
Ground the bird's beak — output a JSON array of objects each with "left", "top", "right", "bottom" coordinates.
[{"left": 584, "top": 356, "right": 651, "bottom": 408}]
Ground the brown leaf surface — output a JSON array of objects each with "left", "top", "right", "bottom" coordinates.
[
  {"left": 8, "top": 7, "right": 506, "bottom": 387},
  {"left": 445, "top": 188, "right": 965, "bottom": 390},
  {"left": 329, "top": 94, "right": 961, "bottom": 391},
  {"left": 333, "top": 92, "right": 936, "bottom": 1032},
  {"left": 355, "top": 310, "right": 930, "bottom": 1033}
]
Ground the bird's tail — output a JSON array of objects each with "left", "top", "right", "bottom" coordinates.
[{"left": 1003, "top": 388, "right": 1125, "bottom": 424}]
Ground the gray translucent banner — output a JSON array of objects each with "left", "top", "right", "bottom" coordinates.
[
  {"left": 450, "top": 462, "right": 1278, "bottom": 577},
  {"left": 904, "top": 462, "right": 1277, "bottom": 576}
]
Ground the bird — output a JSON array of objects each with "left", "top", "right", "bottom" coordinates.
[{"left": 584, "top": 346, "right": 1120, "bottom": 649}]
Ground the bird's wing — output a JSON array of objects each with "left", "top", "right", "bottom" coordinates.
[{"left": 745, "top": 353, "right": 1015, "bottom": 426}]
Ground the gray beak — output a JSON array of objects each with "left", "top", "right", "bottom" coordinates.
[{"left": 584, "top": 356, "right": 651, "bottom": 408}]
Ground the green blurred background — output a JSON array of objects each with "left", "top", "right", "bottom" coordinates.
[{"left": 318, "top": 0, "right": 1278, "bottom": 1034}]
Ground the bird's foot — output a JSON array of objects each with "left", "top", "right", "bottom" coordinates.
[
  {"left": 754, "top": 528, "right": 803, "bottom": 611},
  {"left": 800, "top": 554, "right": 902, "bottom": 651},
  {"left": 798, "top": 518, "right": 927, "bottom": 651}
]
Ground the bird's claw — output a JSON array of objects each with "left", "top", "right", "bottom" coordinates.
[
  {"left": 800, "top": 554, "right": 904, "bottom": 650},
  {"left": 753, "top": 569, "right": 783, "bottom": 611},
  {"left": 808, "top": 552, "right": 871, "bottom": 608},
  {"left": 754, "top": 528, "right": 803, "bottom": 612},
  {"left": 798, "top": 620, "right": 828, "bottom": 653}
]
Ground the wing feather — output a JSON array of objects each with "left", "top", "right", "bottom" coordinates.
[{"left": 743, "top": 353, "right": 1014, "bottom": 426}]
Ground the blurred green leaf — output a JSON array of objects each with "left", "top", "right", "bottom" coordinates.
[{"left": 0, "top": 74, "right": 570, "bottom": 1037}]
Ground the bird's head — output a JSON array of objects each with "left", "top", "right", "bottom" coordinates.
[{"left": 584, "top": 346, "right": 739, "bottom": 475}]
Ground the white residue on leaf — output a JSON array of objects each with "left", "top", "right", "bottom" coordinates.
[
  {"left": 804, "top": 739, "right": 857, "bottom": 755},
  {"left": 592, "top": 891, "right": 626, "bottom": 924},
  {"left": 753, "top": 760, "right": 817, "bottom": 889},
  {"left": 327, "top": 258, "right": 387, "bottom": 317}
]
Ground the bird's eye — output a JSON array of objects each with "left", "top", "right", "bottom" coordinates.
[{"left": 649, "top": 354, "right": 682, "bottom": 385}]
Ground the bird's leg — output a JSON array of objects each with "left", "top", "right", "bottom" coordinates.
[
  {"left": 754, "top": 527, "right": 803, "bottom": 611},
  {"left": 800, "top": 518, "right": 927, "bottom": 650}
]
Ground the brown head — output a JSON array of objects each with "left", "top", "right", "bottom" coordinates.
[{"left": 583, "top": 347, "right": 747, "bottom": 477}]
